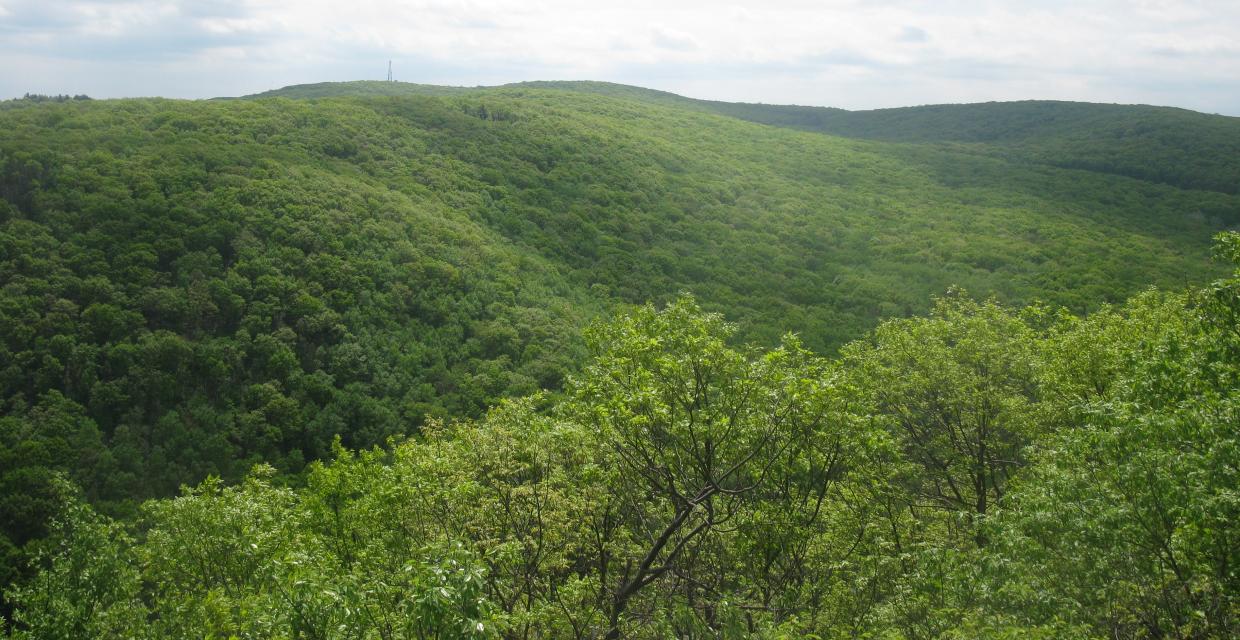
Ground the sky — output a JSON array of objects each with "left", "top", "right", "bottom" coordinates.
[{"left": 1, "top": 0, "right": 1238, "bottom": 114}]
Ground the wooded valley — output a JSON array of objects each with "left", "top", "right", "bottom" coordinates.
[{"left": 1, "top": 83, "right": 1237, "bottom": 638}]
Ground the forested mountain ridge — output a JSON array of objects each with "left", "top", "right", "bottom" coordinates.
[
  {"left": 717, "top": 100, "right": 1240, "bottom": 195},
  {"left": 1, "top": 84, "right": 1238, "bottom": 636},
  {"left": 255, "top": 80, "right": 1240, "bottom": 195},
  {"left": 239, "top": 80, "right": 474, "bottom": 100},
  {"left": 500, "top": 81, "right": 1240, "bottom": 195}
]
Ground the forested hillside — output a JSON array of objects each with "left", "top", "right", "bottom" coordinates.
[
  {"left": 257, "top": 81, "right": 1240, "bottom": 195},
  {"left": 241, "top": 80, "right": 474, "bottom": 100},
  {"left": 1, "top": 84, "right": 1238, "bottom": 636},
  {"left": 502, "top": 81, "right": 1240, "bottom": 195},
  {"left": 715, "top": 100, "right": 1240, "bottom": 195},
  {"left": 5, "top": 238, "right": 1238, "bottom": 638}
]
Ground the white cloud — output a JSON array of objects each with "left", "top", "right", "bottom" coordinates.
[
  {"left": 0, "top": 0, "right": 1237, "bottom": 114},
  {"left": 896, "top": 26, "right": 928, "bottom": 43},
  {"left": 651, "top": 25, "right": 699, "bottom": 52}
]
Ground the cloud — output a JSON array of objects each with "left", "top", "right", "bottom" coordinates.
[
  {"left": 804, "top": 48, "right": 886, "bottom": 69},
  {"left": 0, "top": 0, "right": 1237, "bottom": 114},
  {"left": 896, "top": 25, "right": 928, "bottom": 43},
  {"left": 651, "top": 25, "right": 699, "bottom": 52},
  {"left": 0, "top": 0, "right": 271, "bottom": 60},
  {"left": 1148, "top": 43, "right": 1240, "bottom": 59}
]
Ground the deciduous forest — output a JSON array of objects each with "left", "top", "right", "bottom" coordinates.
[{"left": 1, "top": 83, "right": 1237, "bottom": 638}]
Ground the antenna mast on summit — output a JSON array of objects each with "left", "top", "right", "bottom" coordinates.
[{"left": 387, "top": 60, "right": 393, "bottom": 82}]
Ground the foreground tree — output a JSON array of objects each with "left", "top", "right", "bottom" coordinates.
[
  {"left": 2, "top": 480, "right": 144, "bottom": 640},
  {"left": 568, "top": 296, "right": 845, "bottom": 637},
  {"left": 842, "top": 292, "right": 1041, "bottom": 548},
  {"left": 969, "top": 232, "right": 1240, "bottom": 639}
]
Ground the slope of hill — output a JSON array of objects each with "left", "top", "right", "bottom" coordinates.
[
  {"left": 4, "top": 79, "right": 1238, "bottom": 637},
  {"left": 709, "top": 100, "right": 1240, "bottom": 195},
  {"left": 491, "top": 82, "right": 1240, "bottom": 195},
  {"left": 2, "top": 86, "right": 1238, "bottom": 593},
  {"left": 249, "top": 80, "right": 1240, "bottom": 195}
]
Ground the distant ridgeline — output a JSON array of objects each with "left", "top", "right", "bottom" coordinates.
[
  {"left": 7, "top": 94, "right": 93, "bottom": 103},
  {"left": 1, "top": 81, "right": 1239, "bottom": 617},
  {"left": 247, "top": 80, "right": 1240, "bottom": 195},
  {"left": 500, "top": 80, "right": 1240, "bottom": 196}
]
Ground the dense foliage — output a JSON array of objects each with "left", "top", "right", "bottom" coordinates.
[
  {"left": 298, "top": 81, "right": 1240, "bottom": 195},
  {"left": 1, "top": 85, "right": 1237, "bottom": 634},
  {"left": 673, "top": 98, "right": 1239, "bottom": 193},
  {"left": 4, "top": 232, "right": 1237, "bottom": 637}
]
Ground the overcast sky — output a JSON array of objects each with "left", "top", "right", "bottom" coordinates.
[{"left": 2, "top": 0, "right": 1238, "bottom": 114}]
